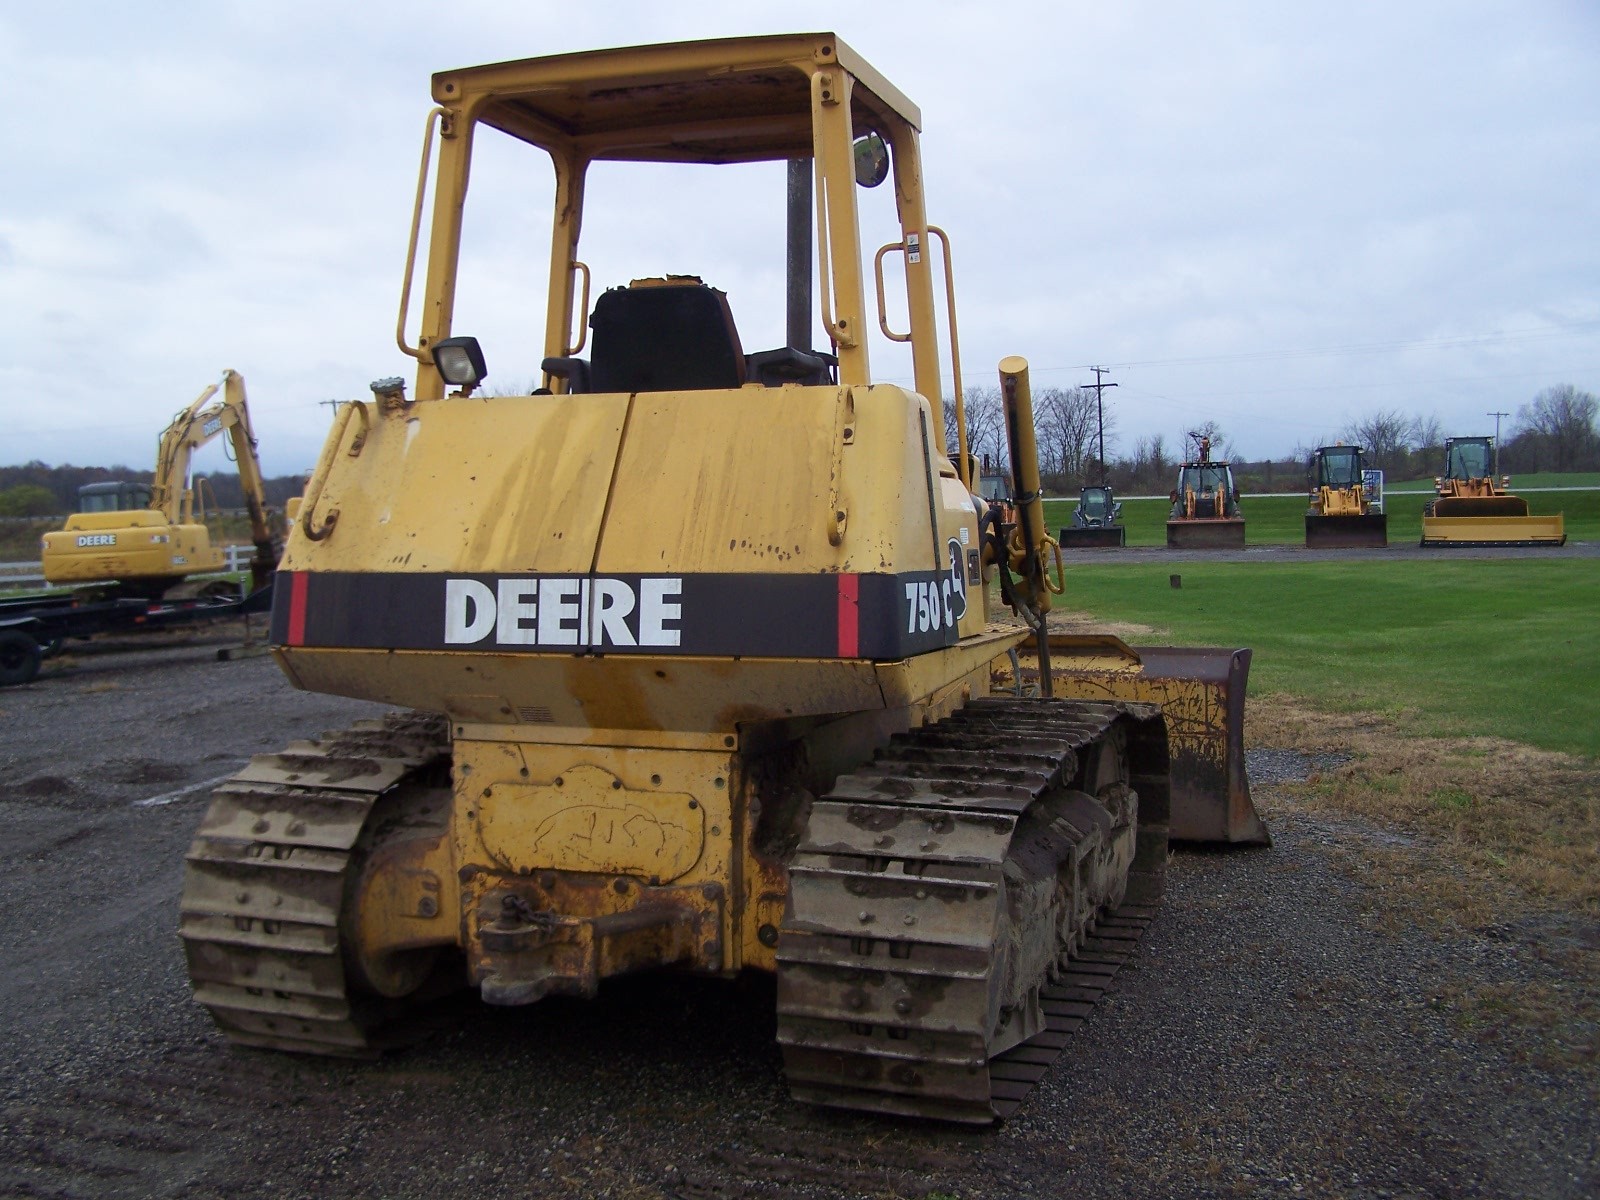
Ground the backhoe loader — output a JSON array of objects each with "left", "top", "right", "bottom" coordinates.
[
  {"left": 1419, "top": 436, "right": 1565, "bottom": 546},
  {"left": 1167, "top": 435, "right": 1245, "bottom": 548},
  {"left": 1305, "top": 444, "right": 1386, "bottom": 548},
  {"left": 180, "top": 34, "right": 1264, "bottom": 1126},
  {"left": 41, "top": 371, "right": 281, "bottom": 598}
]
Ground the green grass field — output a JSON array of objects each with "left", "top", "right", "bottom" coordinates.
[
  {"left": 1043, "top": 489, "right": 1600, "bottom": 546},
  {"left": 1053, "top": 559, "right": 1600, "bottom": 758},
  {"left": 1386, "top": 470, "right": 1600, "bottom": 493}
]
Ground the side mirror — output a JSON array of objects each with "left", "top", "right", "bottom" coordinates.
[{"left": 854, "top": 132, "right": 889, "bottom": 188}]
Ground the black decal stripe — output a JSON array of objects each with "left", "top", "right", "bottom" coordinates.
[{"left": 275, "top": 572, "right": 961, "bottom": 661}]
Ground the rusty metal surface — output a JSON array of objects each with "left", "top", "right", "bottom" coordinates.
[
  {"left": 180, "top": 712, "right": 452, "bottom": 1056},
  {"left": 1305, "top": 513, "right": 1388, "bottom": 548},
  {"left": 999, "top": 635, "right": 1268, "bottom": 846},
  {"left": 1166, "top": 518, "right": 1246, "bottom": 549},
  {"left": 775, "top": 697, "right": 1170, "bottom": 1123}
]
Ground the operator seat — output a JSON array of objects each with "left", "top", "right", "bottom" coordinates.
[{"left": 586, "top": 277, "right": 745, "bottom": 393}]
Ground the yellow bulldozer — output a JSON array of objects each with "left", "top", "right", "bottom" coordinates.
[
  {"left": 1305, "top": 444, "right": 1387, "bottom": 548},
  {"left": 1419, "top": 436, "right": 1565, "bottom": 546},
  {"left": 179, "top": 33, "right": 1264, "bottom": 1125},
  {"left": 40, "top": 370, "right": 281, "bottom": 599}
]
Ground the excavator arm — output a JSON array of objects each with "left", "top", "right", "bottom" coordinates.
[{"left": 150, "top": 370, "right": 279, "bottom": 590}]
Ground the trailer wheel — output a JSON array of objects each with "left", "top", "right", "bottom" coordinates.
[{"left": 0, "top": 630, "right": 43, "bottom": 687}]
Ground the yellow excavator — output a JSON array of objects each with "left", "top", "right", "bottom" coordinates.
[
  {"left": 1305, "top": 444, "right": 1387, "bottom": 548},
  {"left": 179, "top": 34, "right": 1264, "bottom": 1126},
  {"left": 1420, "top": 436, "right": 1565, "bottom": 546},
  {"left": 41, "top": 370, "right": 281, "bottom": 599}
]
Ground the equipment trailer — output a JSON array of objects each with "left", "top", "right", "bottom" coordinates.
[{"left": 0, "top": 585, "right": 271, "bottom": 687}]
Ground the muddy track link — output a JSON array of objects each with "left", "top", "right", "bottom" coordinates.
[
  {"left": 180, "top": 712, "right": 451, "bottom": 1056},
  {"left": 775, "top": 697, "right": 1170, "bottom": 1124}
]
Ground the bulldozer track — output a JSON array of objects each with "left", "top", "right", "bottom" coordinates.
[
  {"left": 775, "top": 696, "right": 1169, "bottom": 1124},
  {"left": 179, "top": 711, "right": 451, "bottom": 1056}
]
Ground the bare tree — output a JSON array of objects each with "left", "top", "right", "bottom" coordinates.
[
  {"left": 1515, "top": 384, "right": 1599, "bottom": 473},
  {"left": 1407, "top": 412, "right": 1444, "bottom": 455},
  {"left": 952, "top": 386, "right": 1007, "bottom": 475},
  {"left": 1181, "top": 421, "right": 1232, "bottom": 463},
  {"left": 1340, "top": 409, "right": 1411, "bottom": 474},
  {"left": 1034, "top": 387, "right": 1111, "bottom": 486}
]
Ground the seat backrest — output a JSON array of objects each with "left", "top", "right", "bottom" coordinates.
[{"left": 588, "top": 280, "right": 746, "bottom": 393}]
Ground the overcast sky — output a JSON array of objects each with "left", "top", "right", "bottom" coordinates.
[{"left": 2, "top": 1, "right": 1596, "bottom": 477}]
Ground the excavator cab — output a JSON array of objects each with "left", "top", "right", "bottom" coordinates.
[{"left": 75, "top": 482, "right": 153, "bottom": 513}]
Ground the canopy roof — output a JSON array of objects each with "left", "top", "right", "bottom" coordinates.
[{"left": 432, "top": 33, "right": 921, "bottom": 164}]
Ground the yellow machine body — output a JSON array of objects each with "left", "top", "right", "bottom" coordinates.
[
  {"left": 182, "top": 33, "right": 1262, "bottom": 1123},
  {"left": 1305, "top": 444, "right": 1387, "bottom": 548},
  {"left": 42, "top": 510, "right": 225, "bottom": 585},
  {"left": 41, "top": 370, "right": 281, "bottom": 596},
  {"left": 1419, "top": 436, "right": 1565, "bottom": 546},
  {"left": 1166, "top": 439, "right": 1245, "bottom": 549}
]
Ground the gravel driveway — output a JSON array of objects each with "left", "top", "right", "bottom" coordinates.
[{"left": 1, "top": 635, "right": 1593, "bottom": 1199}]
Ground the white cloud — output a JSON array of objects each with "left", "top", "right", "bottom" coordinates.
[{"left": 2, "top": 0, "right": 1597, "bottom": 474}]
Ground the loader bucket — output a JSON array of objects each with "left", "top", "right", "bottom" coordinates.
[
  {"left": 1060, "top": 525, "right": 1127, "bottom": 549},
  {"left": 1305, "top": 513, "right": 1388, "bottom": 548},
  {"left": 1420, "top": 511, "right": 1566, "bottom": 547},
  {"left": 1166, "top": 519, "right": 1246, "bottom": 549},
  {"left": 990, "top": 634, "right": 1267, "bottom": 845}
]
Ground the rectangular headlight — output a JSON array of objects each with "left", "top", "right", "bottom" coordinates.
[{"left": 433, "top": 336, "right": 487, "bottom": 387}]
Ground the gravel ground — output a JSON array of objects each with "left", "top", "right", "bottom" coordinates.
[{"left": 0, "top": 635, "right": 1594, "bottom": 1199}]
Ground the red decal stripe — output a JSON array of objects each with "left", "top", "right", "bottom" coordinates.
[
  {"left": 836, "top": 574, "right": 859, "bottom": 658},
  {"left": 287, "top": 572, "right": 309, "bottom": 646}
]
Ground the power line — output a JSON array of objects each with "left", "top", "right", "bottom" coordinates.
[
  {"left": 1080, "top": 367, "right": 1117, "bottom": 484},
  {"left": 1015, "top": 320, "right": 1600, "bottom": 376}
]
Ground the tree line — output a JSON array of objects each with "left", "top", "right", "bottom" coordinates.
[
  {"left": 947, "top": 382, "right": 1598, "bottom": 495},
  {"left": 0, "top": 461, "right": 305, "bottom": 517},
  {"left": 5, "top": 384, "right": 1595, "bottom": 516}
]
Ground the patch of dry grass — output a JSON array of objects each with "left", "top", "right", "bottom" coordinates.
[{"left": 1250, "top": 695, "right": 1600, "bottom": 916}]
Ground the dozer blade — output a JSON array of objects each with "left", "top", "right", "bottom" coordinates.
[
  {"left": 1420, "top": 512, "right": 1566, "bottom": 547},
  {"left": 1432, "top": 496, "right": 1529, "bottom": 518},
  {"left": 990, "top": 634, "right": 1267, "bottom": 845},
  {"left": 1305, "top": 513, "right": 1387, "bottom": 548},
  {"left": 1059, "top": 525, "right": 1127, "bottom": 549},
  {"left": 1166, "top": 519, "right": 1245, "bottom": 549}
]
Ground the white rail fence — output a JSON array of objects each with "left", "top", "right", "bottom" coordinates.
[{"left": 0, "top": 544, "right": 258, "bottom": 591}]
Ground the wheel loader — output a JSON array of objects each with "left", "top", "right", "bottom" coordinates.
[
  {"left": 179, "top": 33, "right": 1264, "bottom": 1125},
  {"left": 1166, "top": 435, "right": 1245, "bottom": 548},
  {"left": 40, "top": 370, "right": 281, "bottom": 600},
  {"left": 1419, "top": 436, "right": 1566, "bottom": 546},
  {"left": 1305, "top": 444, "right": 1387, "bottom": 548}
]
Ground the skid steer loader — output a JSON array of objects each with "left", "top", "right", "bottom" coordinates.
[{"left": 179, "top": 33, "right": 1265, "bottom": 1126}]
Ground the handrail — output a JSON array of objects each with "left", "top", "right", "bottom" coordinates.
[
  {"left": 395, "top": 108, "right": 446, "bottom": 362},
  {"left": 872, "top": 242, "right": 912, "bottom": 343},
  {"left": 928, "top": 226, "right": 964, "bottom": 417},
  {"left": 299, "top": 402, "right": 370, "bottom": 543},
  {"left": 567, "top": 260, "right": 592, "bottom": 355}
]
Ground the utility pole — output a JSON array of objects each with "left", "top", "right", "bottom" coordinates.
[
  {"left": 1080, "top": 367, "right": 1117, "bottom": 484},
  {"left": 1488, "top": 410, "right": 1509, "bottom": 476}
]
